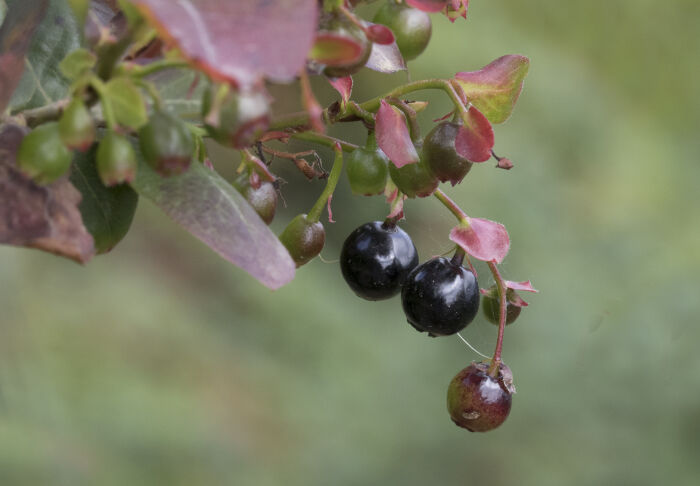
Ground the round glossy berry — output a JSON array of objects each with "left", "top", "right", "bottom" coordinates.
[
  {"left": 138, "top": 110, "right": 194, "bottom": 176},
  {"left": 17, "top": 122, "right": 72, "bottom": 184},
  {"left": 279, "top": 214, "right": 325, "bottom": 267},
  {"left": 320, "top": 16, "right": 371, "bottom": 78},
  {"left": 482, "top": 286, "right": 522, "bottom": 325},
  {"left": 373, "top": 2, "right": 432, "bottom": 61},
  {"left": 233, "top": 174, "right": 277, "bottom": 225},
  {"left": 340, "top": 221, "right": 419, "bottom": 300},
  {"left": 203, "top": 87, "right": 270, "bottom": 149},
  {"left": 346, "top": 147, "right": 389, "bottom": 196},
  {"left": 96, "top": 131, "right": 138, "bottom": 186},
  {"left": 58, "top": 99, "right": 95, "bottom": 152},
  {"left": 447, "top": 361, "right": 514, "bottom": 432},
  {"left": 401, "top": 256, "right": 480, "bottom": 336},
  {"left": 388, "top": 156, "right": 438, "bottom": 198},
  {"left": 422, "top": 121, "right": 472, "bottom": 185}
]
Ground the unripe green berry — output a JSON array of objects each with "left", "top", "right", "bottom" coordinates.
[
  {"left": 373, "top": 2, "right": 432, "bottom": 61},
  {"left": 58, "top": 99, "right": 95, "bottom": 152},
  {"left": 233, "top": 174, "right": 278, "bottom": 225},
  {"left": 138, "top": 110, "right": 195, "bottom": 176},
  {"left": 346, "top": 146, "right": 389, "bottom": 195},
  {"left": 203, "top": 87, "right": 270, "bottom": 149},
  {"left": 279, "top": 214, "right": 325, "bottom": 267},
  {"left": 482, "top": 286, "right": 523, "bottom": 325},
  {"left": 320, "top": 15, "right": 372, "bottom": 77},
  {"left": 96, "top": 131, "right": 137, "bottom": 186},
  {"left": 388, "top": 157, "right": 438, "bottom": 198},
  {"left": 17, "top": 122, "right": 73, "bottom": 184}
]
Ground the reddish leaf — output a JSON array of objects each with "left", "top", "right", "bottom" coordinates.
[
  {"left": 133, "top": 0, "right": 318, "bottom": 89},
  {"left": 450, "top": 217, "right": 510, "bottom": 263},
  {"left": 366, "top": 41, "right": 407, "bottom": 73},
  {"left": 327, "top": 76, "right": 353, "bottom": 105},
  {"left": 376, "top": 100, "right": 420, "bottom": 168},
  {"left": 455, "top": 106, "right": 494, "bottom": 162},
  {"left": 406, "top": 0, "right": 447, "bottom": 13},
  {"left": 366, "top": 23, "right": 394, "bottom": 45},
  {"left": 0, "top": 125, "right": 94, "bottom": 263},
  {"left": 0, "top": 1, "right": 49, "bottom": 111},
  {"left": 130, "top": 151, "right": 295, "bottom": 290},
  {"left": 309, "top": 32, "right": 365, "bottom": 66},
  {"left": 455, "top": 55, "right": 530, "bottom": 124},
  {"left": 505, "top": 280, "right": 538, "bottom": 293},
  {"left": 443, "top": 0, "right": 469, "bottom": 22}
]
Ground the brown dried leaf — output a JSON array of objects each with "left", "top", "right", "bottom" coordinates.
[{"left": 0, "top": 125, "right": 95, "bottom": 263}]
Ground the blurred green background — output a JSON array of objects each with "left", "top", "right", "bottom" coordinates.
[{"left": 2, "top": 1, "right": 700, "bottom": 484}]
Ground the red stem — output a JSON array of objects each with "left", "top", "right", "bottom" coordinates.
[{"left": 487, "top": 261, "right": 508, "bottom": 376}]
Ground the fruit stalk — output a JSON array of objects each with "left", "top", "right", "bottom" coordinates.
[
  {"left": 433, "top": 188, "right": 469, "bottom": 224},
  {"left": 307, "top": 142, "right": 344, "bottom": 223},
  {"left": 487, "top": 260, "right": 508, "bottom": 377}
]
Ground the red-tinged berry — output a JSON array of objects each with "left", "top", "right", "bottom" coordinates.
[
  {"left": 422, "top": 121, "right": 473, "bottom": 185},
  {"left": 58, "top": 99, "right": 95, "bottom": 152},
  {"left": 320, "top": 15, "right": 372, "bottom": 78},
  {"left": 138, "top": 110, "right": 194, "bottom": 176},
  {"left": 96, "top": 131, "right": 137, "bottom": 186},
  {"left": 482, "top": 285, "right": 523, "bottom": 325},
  {"left": 203, "top": 87, "right": 270, "bottom": 149},
  {"left": 233, "top": 174, "right": 278, "bottom": 225},
  {"left": 279, "top": 214, "right": 325, "bottom": 267},
  {"left": 447, "top": 361, "right": 514, "bottom": 432}
]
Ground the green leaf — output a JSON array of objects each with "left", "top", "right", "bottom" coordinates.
[
  {"left": 104, "top": 77, "right": 148, "bottom": 129},
  {"left": 130, "top": 153, "right": 296, "bottom": 290},
  {"left": 454, "top": 55, "right": 530, "bottom": 124},
  {"left": 9, "top": 0, "right": 80, "bottom": 112},
  {"left": 0, "top": 0, "right": 49, "bottom": 112},
  {"left": 69, "top": 144, "right": 139, "bottom": 254},
  {"left": 66, "top": 0, "right": 88, "bottom": 30},
  {"left": 149, "top": 68, "right": 203, "bottom": 117},
  {"left": 58, "top": 47, "right": 96, "bottom": 80}
]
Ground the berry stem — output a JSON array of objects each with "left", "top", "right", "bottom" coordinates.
[
  {"left": 307, "top": 142, "right": 344, "bottom": 223},
  {"left": 89, "top": 77, "right": 117, "bottom": 130},
  {"left": 433, "top": 188, "right": 469, "bottom": 224},
  {"left": 487, "top": 261, "right": 508, "bottom": 377},
  {"left": 290, "top": 131, "right": 359, "bottom": 152},
  {"left": 129, "top": 59, "right": 191, "bottom": 78}
]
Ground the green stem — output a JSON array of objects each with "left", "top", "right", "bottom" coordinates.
[
  {"left": 12, "top": 99, "right": 70, "bottom": 127},
  {"left": 307, "top": 143, "right": 344, "bottom": 223},
  {"left": 129, "top": 59, "right": 191, "bottom": 78},
  {"left": 433, "top": 188, "right": 469, "bottom": 224},
  {"left": 132, "top": 78, "right": 163, "bottom": 110},
  {"left": 290, "top": 131, "right": 358, "bottom": 152},
  {"left": 89, "top": 78, "right": 117, "bottom": 130},
  {"left": 387, "top": 97, "right": 421, "bottom": 142},
  {"left": 487, "top": 261, "right": 508, "bottom": 377}
]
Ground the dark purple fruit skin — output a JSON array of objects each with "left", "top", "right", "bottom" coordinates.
[
  {"left": 482, "top": 288, "right": 522, "bottom": 325},
  {"left": 422, "top": 121, "right": 473, "bottom": 185},
  {"left": 447, "top": 362, "right": 512, "bottom": 432},
  {"left": 340, "top": 221, "right": 419, "bottom": 301},
  {"left": 279, "top": 214, "right": 325, "bottom": 267},
  {"left": 401, "top": 256, "right": 479, "bottom": 336}
]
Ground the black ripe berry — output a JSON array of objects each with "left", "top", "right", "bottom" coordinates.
[
  {"left": 447, "top": 361, "right": 514, "bottom": 432},
  {"left": 401, "top": 255, "right": 479, "bottom": 336},
  {"left": 340, "top": 221, "right": 418, "bottom": 301}
]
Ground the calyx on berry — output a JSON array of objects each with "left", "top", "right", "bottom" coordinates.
[
  {"left": 340, "top": 220, "right": 418, "bottom": 301},
  {"left": 319, "top": 14, "right": 372, "bottom": 78},
  {"left": 372, "top": 2, "right": 432, "bottom": 61},
  {"left": 58, "top": 99, "right": 95, "bottom": 152},
  {"left": 203, "top": 85, "right": 270, "bottom": 149},
  {"left": 447, "top": 361, "right": 514, "bottom": 432},
  {"left": 279, "top": 214, "right": 325, "bottom": 267},
  {"left": 233, "top": 173, "right": 278, "bottom": 225},
  {"left": 422, "top": 120, "right": 473, "bottom": 185},
  {"left": 401, "top": 254, "right": 480, "bottom": 336},
  {"left": 138, "top": 110, "right": 195, "bottom": 176},
  {"left": 482, "top": 285, "right": 524, "bottom": 325},
  {"left": 96, "top": 131, "right": 138, "bottom": 186},
  {"left": 345, "top": 134, "right": 389, "bottom": 196},
  {"left": 17, "top": 122, "right": 73, "bottom": 185}
]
